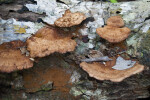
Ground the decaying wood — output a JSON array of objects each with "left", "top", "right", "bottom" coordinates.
[{"left": 0, "top": 1, "right": 45, "bottom": 22}]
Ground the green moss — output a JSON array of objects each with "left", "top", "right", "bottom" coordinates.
[
  {"left": 75, "top": 41, "right": 89, "bottom": 55},
  {"left": 40, "top": 81, "right": 53, "bottom": 91},
  {"left": 127, "top": 28, "right": 150, "bottom": 66},
  {"left": 70, "top": 86, "right": 86, "bottom": 97},
  {"left": 137, "top": 30, "right": 150, "bottom": 66},
  {"left": 109, "top": 0, "right": 118, "bottom": 3},
  {"left": 140, "top": 32, "right": 150, "bottom": 51}
]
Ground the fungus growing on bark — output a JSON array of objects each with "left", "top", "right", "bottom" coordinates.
[
  {"left": 107, "top": 16, "right": 124, "bottom": 28},
  {"left": 96, "top": 26, "right": 131, "bottom": 43},
  {"left": 0, "top": 41, "right": 33, "bottom": 73},
  {"left": 80, "top": 57, "right": 144, "bottom": 82},
  {"left": 54, "top": 10, "right": 86, "bottom": 27},
  {"left": 96, "top": 16, "right": 131, "bottom": 43},
  {"left": 27, "top": 27, "right": 77, "bottom": 58}
]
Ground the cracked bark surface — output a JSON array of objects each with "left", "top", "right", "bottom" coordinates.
[{"left": 0, "top": 0, "right": 45, "bottom": 22}]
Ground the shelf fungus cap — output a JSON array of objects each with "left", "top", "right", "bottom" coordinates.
[
  {"left": 96, "top": 26, "right": 131, "bottom": 43},
  {"left": 0, "top": 41, "right": 33, "bottom": 73},
  {"left": 54, "top": 10, "right": 86, "bottom": 27},
  {"left": 27, "top": 27, "right": 77, "bottom": 58},
  {"left": 107, "top": 16, "right": 124, "bottom": 28},
  {"left": 80, "top": 59, "right": 144, "bottom": 82}
]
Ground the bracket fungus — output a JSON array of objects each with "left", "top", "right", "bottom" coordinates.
[
  {"left": 106, "top": 16, "right": 124, "bottom": 28},
  {"left": 27, "top": 27, "right": 77, "bottom": 58},
  {"left": 80, "top": 57, "right": 144, "bottom": 82},
  {"left": 96, "top": 16, "right": 131, "bottom": 43},
  {"left": 54, "top": 10, "right": 86, "bottom": 27},
  {"left": 96, "top": 26, "right": 131, "bottom": 43},
  {"left": 0, "top": 41, "right": 33, "bottom": 73}
]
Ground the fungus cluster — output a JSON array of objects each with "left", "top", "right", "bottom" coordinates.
[
  {"left": 54, "top": 10, "right": 86, "bottom": 27},
  {"left": 0, "top": 11, "right": 144, "bottom": 83},
  {"left": 0, "top": 9, "right": 82, "bottom": 73},
  {"left": 0, "top": 9, "right": 85, "bottom": 73},
  {"left": 0, "top": 41, "right": 33, "bottom": 73},
  {"left": 80, "top": 16, "right": 144, "bottom": 82},
  {"left": 0, "top": 26, "right": 77, "bottom": 73},
  {"left": 96, "top": 16, "right": 131, "bottom": 43}
]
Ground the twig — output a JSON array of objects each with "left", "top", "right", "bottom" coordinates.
[{"left": 81, "top": 56, "right": 112, "bottom": 62}]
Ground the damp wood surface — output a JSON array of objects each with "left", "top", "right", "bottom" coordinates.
[
  {"left": 23, "top": 66, "right": 71, "bottom": 93},
  {"left": 23, "top": 54, "right": 72, "bottom": 92},
  {"left": 22, "top": 54, "right": 77, "bottom": 100}
]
